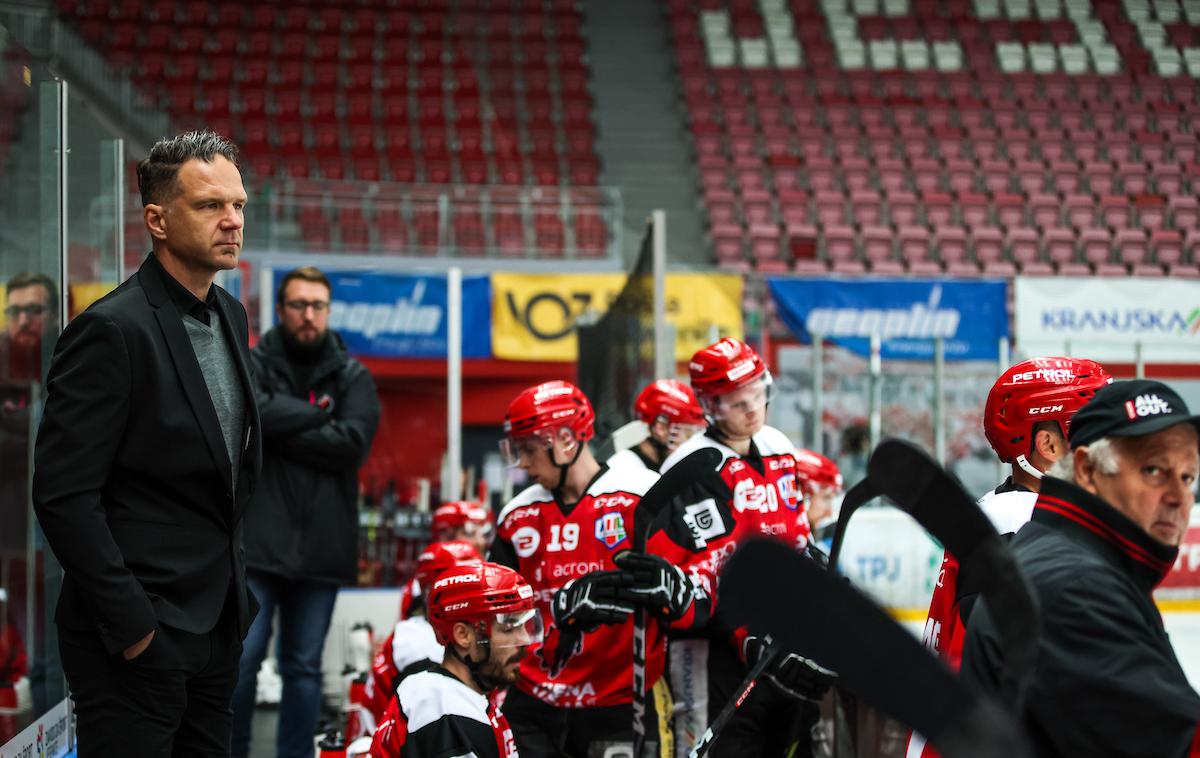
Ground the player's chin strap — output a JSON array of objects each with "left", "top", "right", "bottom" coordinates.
[
  {"left": 448, "top": 636, "right": 500, "bottom": 693},
  {"left": 1014, "top": 454, "right": 1043, "bottom": 480},
  {"left": 551, "top": 442, "right": 585, "bottom": 492}
]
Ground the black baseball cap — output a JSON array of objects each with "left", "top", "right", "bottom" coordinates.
[{"left": 1068, "top": 379, "right": 1200, "bottom": 449}]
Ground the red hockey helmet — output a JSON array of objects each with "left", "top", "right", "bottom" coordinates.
[
  {"left": 431, "top": 501, "right": 495, "bottom": 543},
  {"left": 984, "top": 356, "right": 1111, "bottom": 467},
  {"left": 793, "top": 448, "right": 844, "bottom": 496},
  {"left": 689, "top": 338, "right": 775, "bottom": 421},
  {"left": 427, "top": 562, "right": 542, "bottom": 649},
  {"left": 635, "top": 379, "right": 706, "bottom": 427},
  {"left": 414, "top": 540, "right": 482, "bottom": 594},
  {"left": 501, "top": 381, "right": 595, "bottom": 465}
]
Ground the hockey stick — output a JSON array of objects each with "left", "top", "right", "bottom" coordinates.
[
  {"left": 686, "top": 639, "right": 780, "bottom": 758},
  {"left": 630, "top": 446, "right": 723, "bottom": 757},
  {"left": 721, "top": 539, "right": 1032, "bottom": 758},
  {"left": 864, "top": 438, "right": 1039, "bottom": 708},
  {"left": 826, "top": 478, "right": 879, "bottom": 575}
]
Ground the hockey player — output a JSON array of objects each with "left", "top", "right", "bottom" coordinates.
[
  {"left": 491, "top": 380, "right": 701, "bottom": 757},
  {"left": 364, "top": 539, "right": 483, "bottom": 727},
  {"left": 905, "top": 356, "right": 1110, "bottom": 758},
  {"left": 398, "top": 501, "right": 495, "bottom": 621},
  {"left": 609, "top": 379, "right": 706, "bottom": 473},
  {"left": 641, "top": 337, "right": 834, "bottom": 757},
  {"left": 368, "top": 561, "right": 542, "bottom": 758},
  {"left": 793, "top": 448, "right": 843, "bottom": 549}
]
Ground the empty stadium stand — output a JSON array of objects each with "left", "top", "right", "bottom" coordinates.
[
  {"left": 56, "top": 0, "right": 615, "bottom": 261},
  {"left": 669, "top": 0, "right": 1200, "bottom": 277}
]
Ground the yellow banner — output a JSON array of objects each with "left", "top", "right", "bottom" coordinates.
[{"left": 491, "top": 272, "right": 743, "bottom": 362}]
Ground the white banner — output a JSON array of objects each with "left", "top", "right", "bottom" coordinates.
[
  {"left": 0, "top": 697, "right": 70, "bottom": 758},
  {"left": 1015, "top": 277, "right": 1200, "bottom": 363}
]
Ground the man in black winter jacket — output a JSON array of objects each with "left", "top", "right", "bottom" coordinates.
[
  {"left": 231, "top": 266, "right": 380, "bottom": 758},
  {"left": 962, "top": 379, "right": 1200, "bottom": 758}
]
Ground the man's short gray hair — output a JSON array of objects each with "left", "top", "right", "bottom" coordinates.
[
  {"left": 137, "top": 130, "right": 239, "bottom": 207},
  {"left": 1047, "top": 437, "right": 1121, "bottom": 483}
]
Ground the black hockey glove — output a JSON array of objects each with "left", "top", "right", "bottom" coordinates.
[
  {"left": 551, "top": 570, "right": 636, "bottom": 632},
  {"left": 767, "top": 652, "right": 837, "bottom": 702},
  {"left": 613, "top": 551, "right": 696, "bottom": 621}
]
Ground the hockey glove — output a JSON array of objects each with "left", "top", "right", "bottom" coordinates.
[
  {"left": 767, "top": 652, "right": 837, "bottom": 702},
  {"left": 613, "top": 551, "right": 696, "bottom": 622},
  {"left": 551, "top": 570, "right": 636, "bottom": 632}
]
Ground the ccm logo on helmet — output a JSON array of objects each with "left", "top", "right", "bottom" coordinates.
[
  {"left": 444, "top": 601, "right": 471, "bottom": 612},
  {"left": 1028, "top": 404, "right": 1065, "bottom": 414},
  {"left": 435, "top": 572, "right": 482, "bottom": 589}
]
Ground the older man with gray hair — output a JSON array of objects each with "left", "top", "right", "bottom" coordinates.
[{"left": 962, "top": 379, "right": 1200, "bottom": 757}]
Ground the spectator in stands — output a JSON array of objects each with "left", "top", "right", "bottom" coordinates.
[
  {"left": 34, "top": 130, "right": 261, "bottom": 756},
  {"left": 232, "top": 266, "right": 380, "bottom": 758}
]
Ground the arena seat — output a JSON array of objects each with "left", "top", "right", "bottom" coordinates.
[
  {"left": 670, "top": 0, "right": 1200, "bottom": 275},
  {"left": 60, "top": 0, "right": 608, "bottom": 259}
]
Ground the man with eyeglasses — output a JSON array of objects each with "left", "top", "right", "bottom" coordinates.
[
  {"left": 232, "top": 265, "right": 380, "bottom": 758},
  {"left": 0, "top": 272, "right": 57, "bottom": 742}
]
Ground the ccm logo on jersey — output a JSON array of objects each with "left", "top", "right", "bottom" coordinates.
[
  {"left": 1028, "top": 404, "right": 1064, "bottom": 415},
  {"left": 512, "top": 526, "right": 541, "bottom": 558},
  {"left": 594, "top": 512, "right": 628, "bottom": 549},
  {"left": 767, "top": 457, "right": 794, "bottom": 471},
  {"left": 592, "top": 493, "right": 636, "bottom": 510}
]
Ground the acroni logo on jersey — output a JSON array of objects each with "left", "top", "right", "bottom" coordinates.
[{"left": 594, "top": 512, "right": 628, "bottom": 549}]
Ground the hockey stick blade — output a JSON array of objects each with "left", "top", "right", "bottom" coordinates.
[
  {"left": 632, "top": 446, "right": 723, "bottom": 551},
  {"left": 865, "top": 438, "right": 1039, "bottom": 707},
  {"left": 721, "top": 539, "right": 1032, "bottom": 758},
  {"left": 826, "top": 478, "right": 879, "bottom": 574},
  {"left": 687, "top": 641, "right": 780, "bottom": 758}
]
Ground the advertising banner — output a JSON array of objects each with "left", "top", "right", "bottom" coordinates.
[
  {"left": 1015, "top": 277, "right": 1200, "bottom": 363},
  {"left": 0, "top": 697, "right": 71, "bottom": 758},
  {"left": 491, "top": 272, "right": 743, "bottom": 362},
  {"left": 767, "top": 278, "right": 1009, "bottom": 361},
  {"left": 272, "top": 270, "right": 491, "bottom": 359}
]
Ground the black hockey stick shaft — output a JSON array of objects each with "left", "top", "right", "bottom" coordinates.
[
  {"left": 826, "top": 478, "right": 879, "bottom": 574},
  {"left": 865, "top": 438, "right": 1039, "bottom": 708},
  {"left": 720, "top": 539, "right": 1031, "bottom": 758},
  {"left": 687, "top": 640, "right": 780, "bottom": 758},
  {"left": 631, "top": 447, "right": 723, "bottom": 757}
]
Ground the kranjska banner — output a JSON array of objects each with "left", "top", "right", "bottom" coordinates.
[
  {"left": 1015, "top": 277, "right": 1200, "bottom": 363},
  {"left": 272, "top": 270, "right": 491, "bottom": 358},
  {"left": 767, "top": 278, "right": 1009, "bottom": 361}
]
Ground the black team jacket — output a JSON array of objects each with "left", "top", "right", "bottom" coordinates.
[{"left": 962, "top": 475, "right": 1200, "bottom": 757}]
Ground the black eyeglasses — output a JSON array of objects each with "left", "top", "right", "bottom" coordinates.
[
  {"left": 4, "top": 304, "right": 49, "bottom": 318},
  {"left": 283, "top": 300, "right": 330, "bottom": 313}
]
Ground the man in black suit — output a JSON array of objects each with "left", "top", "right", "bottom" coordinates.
[{"left": 33, "top": 130, "right": 261, "bottom": 757}]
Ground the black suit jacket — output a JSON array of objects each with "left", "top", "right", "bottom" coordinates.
[{"left": 33, "top": 254, "right": 262, "bottom": 656}]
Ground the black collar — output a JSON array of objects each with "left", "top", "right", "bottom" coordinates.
[
  {"left": 994, "top": 475, "right": 1033, "bottom": 495},
  {"left": 1033, "top": 476, "right": 1179, "bottom": 592},
  {"left": 147, "top": 253, "right": 218, "bottom": 325}
]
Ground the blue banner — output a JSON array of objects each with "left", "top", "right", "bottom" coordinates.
[
  {"left": 766, "top": 278, "right": 1009, "bottom": 361},
  {"left": 273, "top": 270, "right": 492, "bottom": 358}
]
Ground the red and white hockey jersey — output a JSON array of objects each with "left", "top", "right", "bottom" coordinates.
[
  {"left": 492, "top": 464, "right": 667, "bottom": 708},
  {"left": 905, "top": 479, "right": 1035, "bottom": 758},
  {"left": 369, "top": 667, "right": 516, "bottom": 758},
  {"left": 367, "top": 616, "right": 445, "bottom": 724},
  {"left": 657, "top": 427, "right": 812, "bottom": 607}
]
